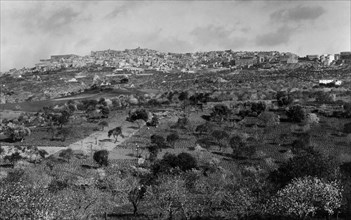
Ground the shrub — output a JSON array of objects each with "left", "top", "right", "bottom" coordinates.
[
  {"left": 59, "top": 148, "right": 74, "bottom": 162},
  {"left": 93, "top": 150, "right": 109, "bottom": 167},
  {"left": 126, "top": 109, "right": 149, "bottom": 124},
  {"left": 98, "top": 121, "right": 109, "bottom": 131},
  {"left": 152, "top": 152, "right": 197, "bottom": 175},
  {"left": 286, "top": 105, "right": 306, "bottom": 123}
]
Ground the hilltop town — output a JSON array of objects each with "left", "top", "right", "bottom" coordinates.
[
  {"left": 1, "top": 48, "right": 351, "bottom": 104},
  {"left": 3, "top": 48, "right": 351, "bottom": 76}
]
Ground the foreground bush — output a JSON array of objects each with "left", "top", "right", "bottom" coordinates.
[
  {"left": 267, "top": 176, "right": 342, "bottom": 219},
  {"left": 93, "top": 150, "right": 109, "bottom": 167}
]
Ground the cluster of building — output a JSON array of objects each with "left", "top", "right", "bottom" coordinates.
[{"left": 2, "top": 48, "right": 351, "bottom": 77}]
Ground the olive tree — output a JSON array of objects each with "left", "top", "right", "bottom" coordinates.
[{"left": 267, "top": 176, "right": 343, "bottom": 220}]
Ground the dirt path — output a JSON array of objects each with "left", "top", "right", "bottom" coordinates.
[{"left": 67, "top": 111, "right": 145, "bottom": 159}]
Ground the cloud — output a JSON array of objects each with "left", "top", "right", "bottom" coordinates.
[
  {"left": 190, "top": 25, "right": 247, "bottom": 49},
  {"left": 270, "top": 5, "right": 325, "bottom": 22},
  {"left": 105, "top": 2, "right": 142, "bottom": 19},
  {"left": 19, "top": 6, "right": 81, "bottom": 36},
  {"left": 255, "top": 26, "right": 296, "bottom": 46},
  {"left": 75, "top": 38, "right": 91, "bottom": 49}
]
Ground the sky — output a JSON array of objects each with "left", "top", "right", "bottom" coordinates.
[{"left": 1, "top": 0, "right": 350, "bottom": 72}]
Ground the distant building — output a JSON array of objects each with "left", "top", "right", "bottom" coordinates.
[
  {"left": 280, "top": 53, "right": 298, "bottom": 64},
  {"left": 235, "top": 56, "right": 257, "bottom": 67},
  {"left": 340, "top": 52, "right": 351, "bottom": 64},
  {"left": 51, "top": 54, "right": 77, "bottom": 62},
  {"left": 306, "top": 55, "right": 319, "bottom": 61},
  {"left": 320, "top": 54, "right": 335, "bottom": 66}
]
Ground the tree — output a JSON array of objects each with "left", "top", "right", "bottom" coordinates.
[
  {"left": 3, "top": 125, "right": 31, "bottom": 142},
  {"left": 276, "top": 91, "right": 293, "bottom": 106},
  {"left": 173, "top": 117, "right": 192, "bottom": 131},
  {"left": 146, "top": 115, "right": 159, "bottom": 127},
  {"left": 305, "top": 113, "right": 320, "bottom": 125},
  {"left": 100, "top": 106, "right": 110, "bottom": 118},
  {"left": 126, "top": 108, "right": 149, "bottom": 128},
  {"left": 258, "top": 112, "right": 280, "bottom": 127},
  {"left": 98, "top": 121, "right": 109, "bottom": 131},
  {"left": 210, "top": 104, "right": 231, "bottom": 122},
  {"left": 195, "top": 122, "right": 215, "bottom": 136},
  {"left": 269, "top": 148, "right": 339, "bottom": 187},
  {"left": 145, "top": 175, "right": 188, "bottom": 219},
  {"left": 229, "top": 134, "right": 256, "bottom": 159},
  {"left": 166, "top": 133, "right": 180, "bottom": 148},
  {"left": 98, "top": 97, "right": 107, "bottom": 106},
  {"left": 286, "top": 105, "right": 306, "bottom": 123},
  {"left": 150, "top": 134, "right": 167, "bottom": 149},
  {"left": 56, "top": 127, "right": 71, "bottom": 142},
  {"left": 178, "top": 91, "right": 189, "bottom": 101},
  {"left": 343, "top": 122, "right": 351, "bottom": 134},
  {"left": 267, "top": 176, "right": 342, "bottom": 220},
  {"left": 177, "top": 152, "right": 197, "bottom": 172},
  {"left": 147, "top": 144, "right": 161, "bottom": 162},
  {"left": 211, "top": 130, "right": 229, "bottom": 151},
  {"left": 250, "top": 101, "right": 267, "bottom": 115},
  {"left": 93, "top": 150, "right": 109, "bottom": 167}
]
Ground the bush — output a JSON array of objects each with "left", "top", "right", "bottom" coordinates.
[
  {"left": 98, "top": 121, "right": 109, "bottom": 131},
  {"left": 93, "top": 150, "right": 109, "bottom": 167},
  {"left": 59, "top": 148, "right": 74, "bottom": 162},
  {"left": 127, "top": 109, "right": 149, "bottom": 123},
  {"left": 152, "top": 152, "right": 197, "bottom": 175},
  {"left": 286, "top": 105, "right": 306, "bottom": 123}
]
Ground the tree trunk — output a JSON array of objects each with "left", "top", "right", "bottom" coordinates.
[{"left": 132, "top": 202, "right": 138, "bottom": 215}]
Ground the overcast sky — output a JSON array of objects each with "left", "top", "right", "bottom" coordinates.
[{"left": 1, "top": 0, "right": 350, "bottom": 72}]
